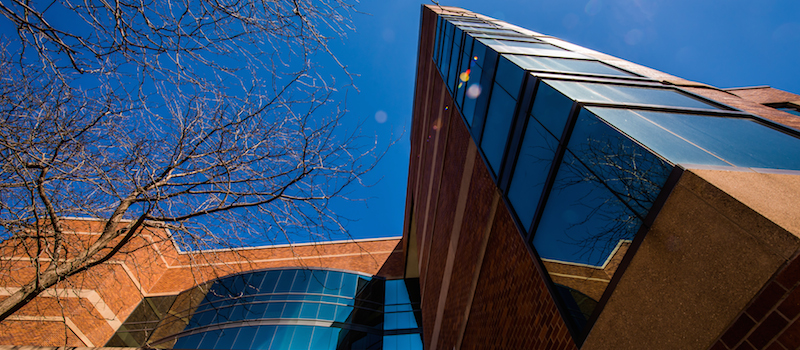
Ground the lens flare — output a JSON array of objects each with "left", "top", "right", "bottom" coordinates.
[
  {"left": 466, "top": 84, "right": 482, "bottom": 99},
  {"left": 374, "top": 110, "right": 388, "bottom": 124},
  {"left": 459, "top": 69, "right": 471, "bottom": 82},
  {"left": 473, "top": 56, "right": 478, "bottom": 61}
]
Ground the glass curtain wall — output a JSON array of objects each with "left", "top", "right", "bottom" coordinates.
[
  {"left": 108, "top": 268, "right": 422, "bottom": 350},
  {"left": 433, "top": 13, "right": 800, "bottom": 343}
]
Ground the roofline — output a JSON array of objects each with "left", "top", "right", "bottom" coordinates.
[
  {"left": 57, "top": 216, "right": 401, "bottom": 254},
  {"left": 723, "top": 85, "right": 772, "bottom": 91}
]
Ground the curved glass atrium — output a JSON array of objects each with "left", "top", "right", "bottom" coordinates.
[{"left": 108, "top": 268, "right": 422, "bottom": 350}]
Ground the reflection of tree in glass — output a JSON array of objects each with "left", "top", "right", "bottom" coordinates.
[{"left": 554, "top": 132, "right": 671, "bottom": 266}]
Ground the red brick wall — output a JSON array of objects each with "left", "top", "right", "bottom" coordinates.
[
  {"left": 710, "top": 254, "right": 800, "bottom": 350},
  {"left": 461, "top": 204, "right": 577, "bottom": 350},
  {"left": 0, "top": 220, "right": 401, "bottom": 347}
]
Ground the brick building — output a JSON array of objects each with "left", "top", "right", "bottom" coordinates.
[
  {"left": 3, "top": 4, "right": 800, "bottom": 350},
  {"left": 405, "top": 5, "right": 800, "bottom": 350}
]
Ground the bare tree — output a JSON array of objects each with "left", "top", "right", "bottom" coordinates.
[{"left": 0, "top": 0, "right": 380, "bottom": 323}]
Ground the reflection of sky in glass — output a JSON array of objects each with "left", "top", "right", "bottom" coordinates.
[
  {"left": 166, "top": 270, "right": 421, "bottom": 350},
  {"left": 533, "top": 152, "right": 642, "bottom": 266},
  {"left": 507, "top": 55, "right": 635, "bottom": 77},
  {"left": 546, "top": 80, "right": 721, "bottom": 110},
  {"left": 481, "top": 82, "right": 517, "bottom": 174},
  {"left": 569, "top": 109, "right": 672, "bottom": 218},
  {"left": 508, "top": 117, "right": 559, "bottom": 231},
  {"left": 588, "top": 107, "right": 800, "bottom": 170}
]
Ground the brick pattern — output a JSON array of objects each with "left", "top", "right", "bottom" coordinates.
[
  {"left": 408, "top": 6, "right": 579, "bottom": 349},
  {"left": 709, "top": 255, "right": 800, "bottom": 350},
  {"left": 436, "top": 151, "right": 495, "bottom": 349},
  {"left": 461, "top": 204, "right": 577, "bottom": 350},
  {"left": 683, "top": 87, "right": 800, "bottom": 131},
  {"left": 0, "top": 320, "right": 83, "bottom": 347},
  {"left": 0, "top": 220, "right": 401, "bottom": 347}
]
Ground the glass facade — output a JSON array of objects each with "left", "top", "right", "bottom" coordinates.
[
  {"left": 108, "top": 268, "right": 422, "bottom": 350},
  {"left": 433, "top": 13, "right": 800, "bottom": 343}
]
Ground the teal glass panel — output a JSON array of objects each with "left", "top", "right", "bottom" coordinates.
[
  {"left": 245, "top": 272, "right": 266, "bottom": 294},
  {"left": 317, "top": 303, "right": 336, "bottom": 321},
  {"left": 229, "top": 305, "right": 248, "bottom": 321},
  {"left": 264, "top": 302, "right": 284, "bottom": 318},
  {"left": 508, "top": 117, "right": 559, "bottom": 230},
  {"left": 289, "top": 326, "right": 314, "bottom": 350},
  {"left": 291, "top": 270, "right": 312, "bottom": 293},
  {"left": 335, "top": 305, "right": 353, "bottom": 322},
  {"left": 531, "top": 82, "right": 574, "bottom": 139},
  {"left": 245, "top": 302, "right": 267, "bottom": 320},
  {"left": 299, "top": 302, "right": 319, "bottom": 319},
  {"left": 232, "top": 326, "right": 258, "bottom": 350},
  {"left": 259, "top": 271, "right": 280, "bottom": 294},
  {"left": 281, "top": 302, "right": 302, "bottom": 318},
  {"left": 271, "top": 326, "right": 295, "bottom": 350},
  {"left": 495, "top": 56, "right": 524, "bottom": 97},
  {"left": 324, "top": 272, "right": 343, "bottom": 295},
  {"left": 481, "top": 82, "right": 518, "bottom": 174},
  {"left": 385, "top": 280, "right": 411, "bottom": 305},
  {"left": 340, "top": 273, "right": 357, "bottom": 297},
  {"left": 506, "top": 55, "right": 635, "bottom": 77},
  {"left": 252, "top": 326, "right": 277, "bottom": 350},
  {"left": 215, "top": 327, "right": 239, "bottom": 349},
  {"left": 306, "top": 270, "right": 328, "bottom": 294},
  {"left": 274, "top": 270, "right": 296, "bottom": 293},
  {"left": 384, "top": 334, "right": 424, "bottom": 350},
  {"left": 309, "top": 327, "right": 335, "bottom": 350},
  {"left": 545, "top": 80, "right": 721, "bottom": 110},
  {"left": 198, "top": 329, "right": 221, "bottom": 349}
]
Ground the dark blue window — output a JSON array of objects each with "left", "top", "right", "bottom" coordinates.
[
  {"left": 531, "top": 81, "right": 574, "bottom": 140},
  {"left": 481, "top": 82, "right": 518, "bottom": 174},
  {"left": 508, "top": 117, "right": 559, "bottom": 231}
]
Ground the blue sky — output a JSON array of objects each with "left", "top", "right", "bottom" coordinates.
[{"left": 331, "top": 0, "right": 800, "bottom": 241}]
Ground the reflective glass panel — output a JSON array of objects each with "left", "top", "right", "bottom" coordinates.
[
  {"left": 778, "top": 107, "right": 800, "bottom": 117},
  {"left": 455, "top": 37, "right": 474, "bottom": 108},
  {"left": 466, "top": 27, "right": 525, "bottom": 36},
  {"left": 252, "top": 326, "right": 277, "bottom": 349},
  {"left": 479, "top": 38, "right": 559, "bottom": 51},
  {"left": 506, "top": 55, "right": 635, "bottom": 77},
  {"left": 494, "top": 56, "right": 524, "bottom": 97},
  {"left": 508, "top": 117, "right": 559, "bottom": 231},
  {"left": 383, "top": 334, "right": 424, "bottom": 350},
  {"left": 232, "top": 326, "right": 258, "bottom": 350},
  {"left": 447, "top": 28, "right": 463, "bottom": 92},
  {"left": 215, "top": 327, "right": 239, "bottom": 349},
  {"left": 568, "top": 109, "right": 673, "bottom": 218},
  {"left": 545, "top": 80, "right": 722, "bottom": 110},
  {"left": 590, "top": 107, "right": 800, "bottom": 170},
  {"left": 481, "top": 82, "right": 518, "bottom": 174},
  {"left": 461, "top": 64, "right": 484, "bottom": 127},
  {"left": 531, "top": 81, "right": 574, "bottom": 139},
  {"left": 533, "top": 151, "right": 643, "bottom": 267}
]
